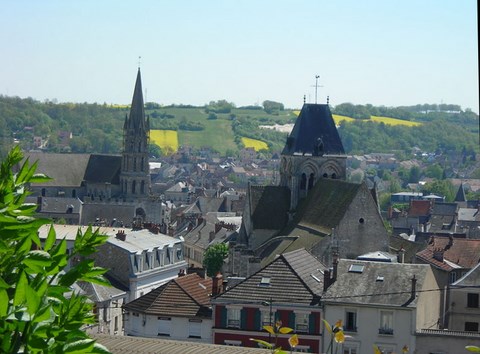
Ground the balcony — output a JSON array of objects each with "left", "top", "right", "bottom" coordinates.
[{"left": 378, "top": 327, "right": 394, "bottom": 335}]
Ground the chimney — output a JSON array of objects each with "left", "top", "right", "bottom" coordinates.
[
  {"left": 178, "top": 269, "right": 185, "bottom": 277},
  {"left": 433, "top": 248, "right": 444, "bottom": 262},
  {"left": 209, "top": 231, "right": 215, "bottom": 243},
  {"left": 323, "top": 269, "right": 332, "bottom": 292},
  {"left": 445, "top": 234, "right": 454, "bottom": 250},
  {"left": 332, "top": 252, "right": 339, "bottom": 282},
  {"left": 411, "top": 275, "right": 417, "bottom": 299},
  {"left": 398, "top": 247, "right": 405, "bottom": 263},
  {"left": 212, "top": 272, "right": 223, "bottom": 296},
  {"left": 116, "top": 230, "right": 126, "bottom": 241}
]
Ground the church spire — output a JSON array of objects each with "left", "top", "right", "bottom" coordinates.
[{"left": 127, "top": 68, "right": 147, "bottom": 133}]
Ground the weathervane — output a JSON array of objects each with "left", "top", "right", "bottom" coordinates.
[{"left": 311, "top": 75, "right": 323, "bottom": 104}]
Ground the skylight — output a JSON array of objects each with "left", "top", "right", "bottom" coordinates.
[
  {"left": 259, "top": 276, "right": 271, "bottom": 286},
  {"left": 348, "top": 264, "right": 365, "bottom": 273}
]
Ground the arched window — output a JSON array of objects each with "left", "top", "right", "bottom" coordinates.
[
  {"left": 133, "top": 158, "right": 137, "bottom": 172},
  {"left": 132, "top": 180, "right": 136, "bottom": 194},
  {"left": 308, "top": 173, "right": 315, "bottom": 190},
  {"left": 332, "top": 173, "right": 337, "bottom": 179},
  {"left": 141, "top": 180, "right": 145, "bottom": 194},
  {"left": 300, "top": 173, "right": 307, "bottom": 190},
  {"left": 141, "top": 157, "right": 145, "bottom": 172},
  {"left": 138, "top": 142, "right": 142, "bottom": 152}
]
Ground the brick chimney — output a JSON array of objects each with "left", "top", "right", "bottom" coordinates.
[
  {"left": 212, "top": 272, "right": 223, "bottom": 296},
  {"left": 116, "top": 230, "right": 126, "bottom": 241},
  {"left": 178, "top": 269, "right": 186, "bottom": 277}
]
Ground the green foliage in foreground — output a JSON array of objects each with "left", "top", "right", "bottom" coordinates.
[
  {"left": 202, "top": 243, "right": 229, "bottom": 277},
  {"left": 0, "top": 146, "right": 111, "bottom": 353}
]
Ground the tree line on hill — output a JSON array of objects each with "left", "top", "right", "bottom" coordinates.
[{"left": 0, "top": 95, "right": 478, "bottom": 164}]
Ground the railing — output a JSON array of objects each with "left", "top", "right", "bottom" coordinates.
[
  {"left": 379, "top": 327, "right": 394, "bottom": 335},
  {"left": 227, "top": 319, "right": 240, "bottom": 328}
]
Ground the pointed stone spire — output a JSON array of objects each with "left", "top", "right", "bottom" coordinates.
[{"left": 127, "top": 68, "right": 146, "bottom": 133}]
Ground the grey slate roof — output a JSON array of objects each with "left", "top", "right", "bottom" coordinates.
[
  {"left": 77, "top": 280, "right": 126, "bottom": 303},
  {"left": 37, "top": 197, "right": 82, "bottom": 213},
  {"left": 290, "top": 178, "right": 362, "bottom": 235},
  {"left": 323, "top": 259, "right": 431, "bottom": 307},
  {"left": 250, "top": 185, "right": 290, "bottom": 230},
  {"left": 282, "top": 103, "right": 344, "bottom": 156},
  {"left": 23, "top": 152, "right": 91, "bottom": 187},
  {"left": 452, "top": 262, "right": 480, "bottom": 287},
  {"left": 215, "top": 248, "right": 327, "bottom": 305}
]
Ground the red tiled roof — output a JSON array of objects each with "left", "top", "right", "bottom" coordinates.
[
  {"left": 416, "top": 237, "right": 480, "bottom": 271},
  {"left": 408, "top": 200, "right": 431, "bottom": 217},
  {"left": 124, "top": 274, "right": 212, "bottom": 318}
]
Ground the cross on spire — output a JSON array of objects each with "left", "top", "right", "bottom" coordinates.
[
  {"left": 138, "top": 56, "right": 142, "bottom": 69},
  {"left": 311, "top": 75, "right": 324, "bottom": 104}
]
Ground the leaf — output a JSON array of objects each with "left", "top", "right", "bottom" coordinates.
[
  {"left": 26, "top": 284, "right": 41, "bottom": 314},
  {"left": 90, "top": 342, "right": 112, "bottom": 354},
  {"left": 63, "top": 339, "right": 95, "bottom": 353},
  {"left": 466, "top": 346, "right": 480, "bottom": 352},
  {"left": 0, "top": 276, "right": 9, "bottom": 289},
  {"left": 288, "top": 334, "right": 299, "bottom": 348},
  {"left": 14, "top": 271, "right": 28, "bottom": 306},
  {"left": 323, "top": 318, "right": 332, "bottom": 334},
  {"left": 263, "top": 325, "right": 275, "bottom": 335},
  {"left": 249, "top": 338, "right": 273, "bottom": 349},
  {"left": 30, "top": 173, "right": 52, "bottom": 184},
  {"left": 279, "top": 326, "right": 293, "bottom": 334},
  {"left": 44, "top": 224, "right": 56, "bottom": 251},
  {"left": 0, "top": 289, "right": 9, "bottom": 316},
  {"left": 23, "top": 250, "right": 53, "bottom": 270}
]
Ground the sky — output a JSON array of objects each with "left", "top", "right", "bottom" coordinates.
[{"left": 1, "top": 1, "right": 478, "bottom": 112}]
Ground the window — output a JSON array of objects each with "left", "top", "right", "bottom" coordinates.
[
  {"left": 261, "top": 310, "right": 272, "bottom": 328},
  {"left": 348, "top": 264, "right": 364, "bottom": 273},
  {"left": 188, "top": 319, "right": 202, "bottom": 338},
  {"left": 465, "top": 322, "right": 479, "bottom": 332},
  {"left": 295, "top": 312, "right": 309, "bottom": 333},
  {"left": 158, "top": 317, "right": 171, "bottom": 336},
  {"left": 345, "top": 310, "right": 357, "bottom": 332},
  {"left": 224, "top": 340, "right": 242, "bottom": 346},
  {"left": 343, "top": 343, "right": 359, "bottom": 354},
  {"left": 379, "top": 311, "right": 394, "bottom": 335},
  {"left": 227, "top": 308, "right": 241, "bottom": 328},
  {"left": 467, "top": 293, "right": 479, "bottom": 308},
  {"left": 449, "top": 272, "right": 457, "bottom": 284}
]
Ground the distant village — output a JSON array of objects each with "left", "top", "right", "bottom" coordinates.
[{"left": 15, "top": 69, "right": 480, "bottom": 353}]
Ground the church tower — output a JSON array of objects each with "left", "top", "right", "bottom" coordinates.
[
  {"left": 279, "top": 103, "right": 346, "bottom": 210},
  {"left": 120, "top": 69, "right": 150, "bottom": 198}
]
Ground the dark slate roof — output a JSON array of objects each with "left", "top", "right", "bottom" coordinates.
[
  {"left": 196, "top": 196, "right": 226, "bottom": 213},
  {"left": 389, "top": 234, "right": 426, "bottom": 264},
  {"left": 292, "top": 179, "right": 362, "bottom": 234},
  {"left": 215, "top": 248, "right": 326, "bottom": 305},
  {"left": 125, "top": 68, "right": 148, "bottom": 133},
  {"left": 281, "top": 104, "right": 344, "bottom": 156},
  {"left": 323, "top": 259, "right": 431, "bottom": 307},
  {"left": 431, "top": 202, "right": 458, "bottom": 216},
  {"left": 453, "top": 262, "right": 480, "bottom": 287},
  {"left": 23, "top": 152, "right": 91, "bottom": 187},
  {"left": 83, "top": 154, "right": 121, "bottom": 184},
  {"left": 455, "top": 183, "right": 467, "bottom": 202},
  {"left": 77, "top": 280, "right": 125, "bottom": 303},
  {"left": 250, "top": 185, "right": 290, "bottom": 230},
  {"left": 415, "top": 237, "right": 480, "bottom": 271},
  {"left": 123, "top": 274, "right": 212, "bottom": 318}
]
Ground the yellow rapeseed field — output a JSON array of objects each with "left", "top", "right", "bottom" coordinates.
[
  {"left": 242, "top": 137, "right": 269, "bottom": 151},
  {"left": 150, "top": 130, "right": 179, "bottom": 153},
  {"left": 370, "top": 116, "right": 422, "bottom": 126},
  {"left": 333, "top": 114, "right": 355, "bottom": 124}
]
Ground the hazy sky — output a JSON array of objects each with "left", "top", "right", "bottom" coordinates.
[{"left": 1, "top": 1, "right": 478, "bottom": 112}]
